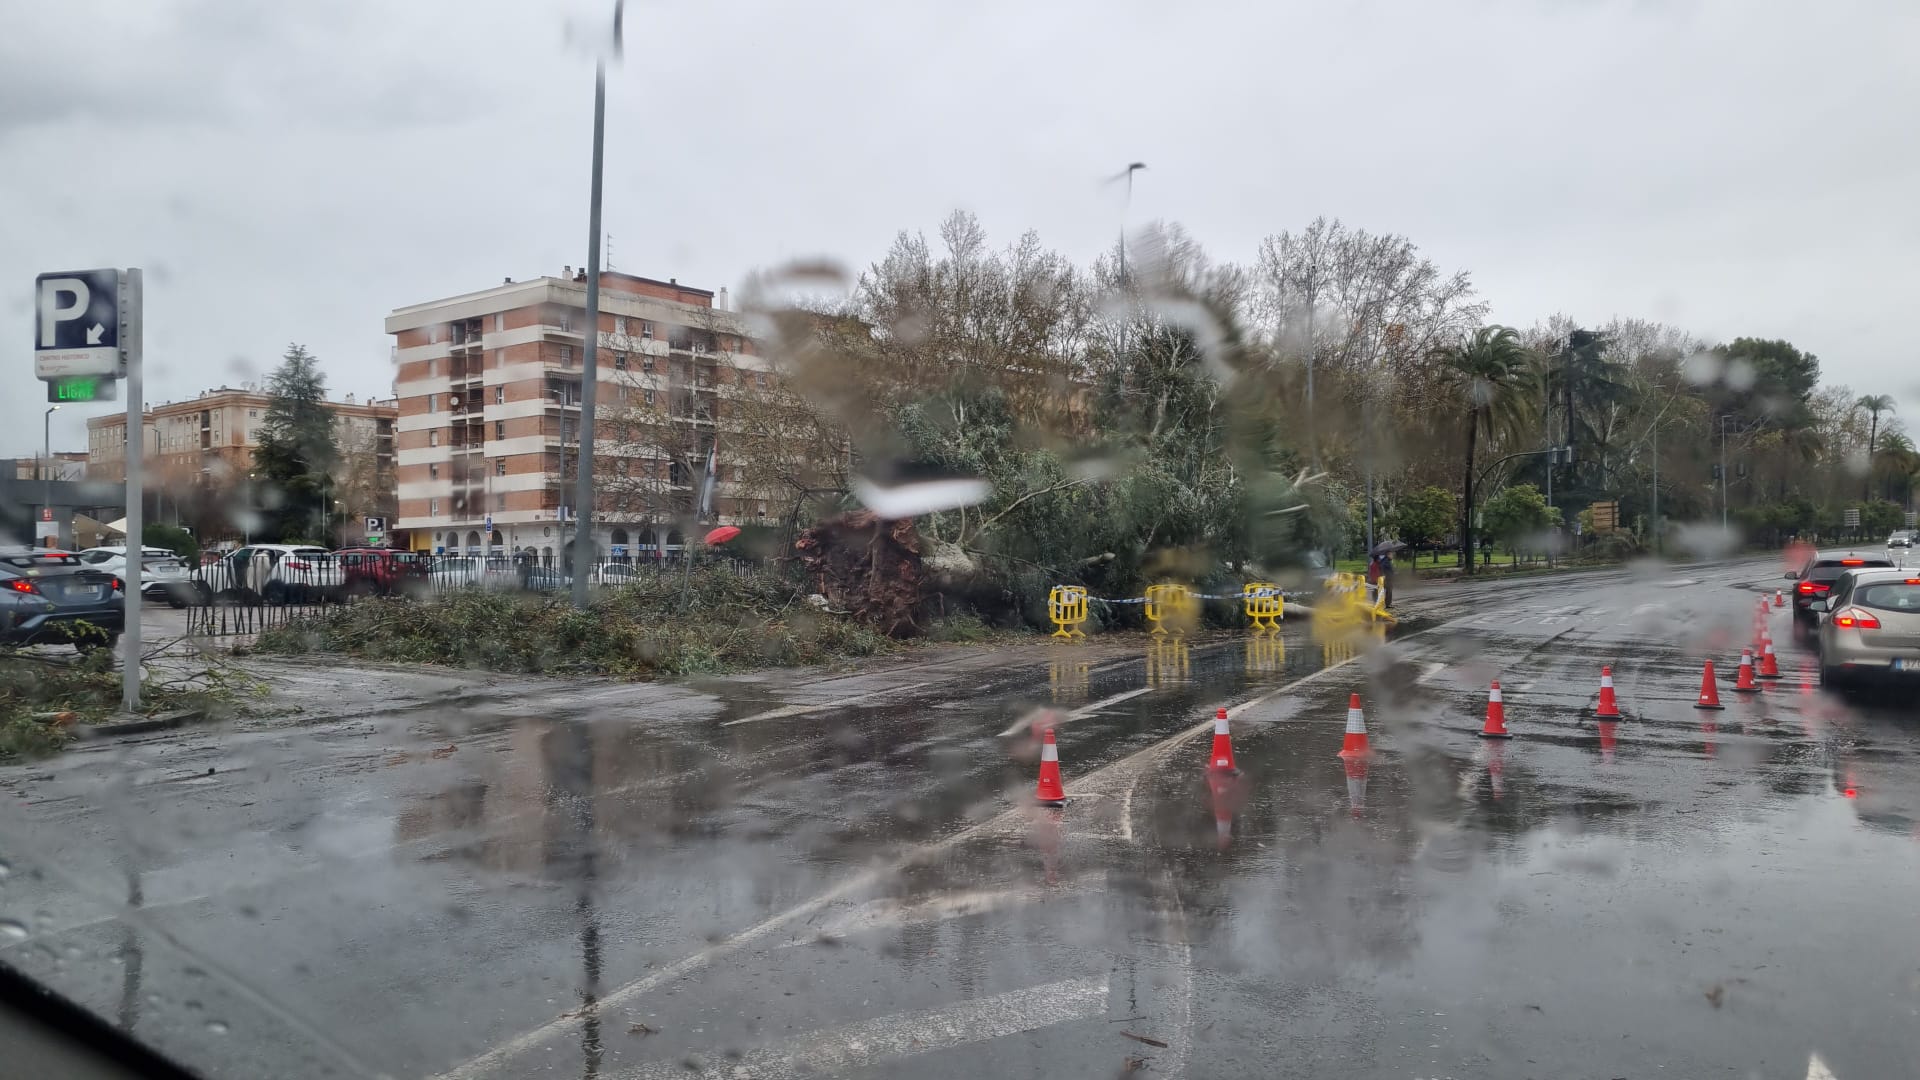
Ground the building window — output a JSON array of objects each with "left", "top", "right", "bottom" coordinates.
[
  {"left": 494, "top": 313, "right": 504, "bottom": 332},
  {"left": 427, "top": 394, "right": 437, "bottom": 413},
  {"left": 614, "top": 317, "right": 626, "bottom": 335},
  {"left": 495, "top": 386, "right": 504, "bottom": 405},
  {"left": 248, "top": 409, "right": 258, "bottom": 418},
  {"left": 640, "top": 320, "right": 653, "bottom": 339},
  {"left": 429, "top": 463, "right": 439, "bottom": 479},
  {"left": 642, "top": 355, "right": 654, "bottom": 373},
  {"left": 559, "top": 345, "right": 572, "bottom": 366},
  {"left": 495, "top": 459, "right": 506, "bottom": 477},
  {"left": 429, "top": 430, "right": 439, "bottom": 447},
  {"left": 430, "top": 498, "right": 440, "bottom": 516},
  {"left": 495, "top": 421, "right": 506, "bottom": 440},
  {"left": 614, "top": 352, "right": 627, "bottom": 370},
  {"left": 496, "top": 493, "right": 506, "bottom": 511},
  {"left": 426, "top": 325, "right": 436, "bottom": 344},
  {"left": 643, "top": 389, "right": 655, "bottom": 406},
  {"left": 756, "top": 372, "right": 767, "bottom": 389}
]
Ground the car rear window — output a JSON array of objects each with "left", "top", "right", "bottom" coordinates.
[
  {"left": 1856, "top": 582, "right": 1920, "bottom": 611},
  {"left": 1812, "top": 558, "right": 1893, "bottom": 580}
]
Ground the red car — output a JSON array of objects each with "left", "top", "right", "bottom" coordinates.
[{"left": 335, "top": 547, "right": 431, "bottom": 597}]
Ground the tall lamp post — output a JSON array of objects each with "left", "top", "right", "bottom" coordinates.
[
  {"left": 42, "top": 405, "right": 60, "bottom": 546},
  {"left": 570, "top": 0, "right": 625, "bottom": 610}
]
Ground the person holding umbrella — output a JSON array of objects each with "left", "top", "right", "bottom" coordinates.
[{"left": 1370, "top": 540, "right": 1406, "bottom": 609}]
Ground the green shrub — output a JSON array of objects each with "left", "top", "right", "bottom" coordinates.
[{"left": 255, "top": 567, "right": 896, "bottom": 678}]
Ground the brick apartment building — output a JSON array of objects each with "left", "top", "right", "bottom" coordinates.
[
  {"left": 87, "top": 386, "right": 396, "bottom": 510},
  {"left": 384, "top": 269, "right": 773, "bottom": 559}
]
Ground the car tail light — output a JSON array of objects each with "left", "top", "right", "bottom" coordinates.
[
  {"left": 111, "top": 577, "right": 124, "bottom": 593},
  {"left": 7, "top": 579, "right": 37, "bottom": 595},
  {"left": 1797, "top": 581, "right": 1829, "bottom": 595},
  {"left": 1841, "top": 559, "right": 1865, "bottom": 565},
  {"left": 1832, "top": 608, "right": 1882, "bottom": 630},
  {"left": 285, "top": 559, "right": 309, "bottom": 570}
]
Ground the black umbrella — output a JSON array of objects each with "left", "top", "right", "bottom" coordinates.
[{"left": 1370, "top": 540, "right": 1407, "bottom": 557}]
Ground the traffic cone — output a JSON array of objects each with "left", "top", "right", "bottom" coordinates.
[
  {"left": 1338, "top": 694, "right": 1372, "bottom": 758},
  {"left": 1034, "top": 727, "right": 1066, "bottom": 805},
  {"left": 1757, "top": 639, "right": 1781, "bottom": 680},
  {"left": 1597, "top": 719, "right": 1618, "bottom": 763},
  {"left": 1695, "top": 661, "right": 1726, "bottom": 710},
  {"left": 1595, "top": 666, "right": 1622, "bottom": 718},
  {"left": 1207, "top": 707, "right": 1239, "bottom": 773},
  {"left": 1343, "top": 757, "right": 1369, "bottom": 817},
  {"left": 1732, "top": 649, "right": 1760, "bottom": 693},
  {"left": 1774, "top": 589, "right": 1786, "bottom": 609},
  {"left": 1478, "top": 681, "right": 1513, "bottom": 739}
]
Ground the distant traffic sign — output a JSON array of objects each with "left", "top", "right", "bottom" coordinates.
[
  {"left": 34, "top": 269, "right": 124, "bottom": 379},
  {"left": 365, "top": 516, "right": 387, "bottom": 534},
  {"left": 1845, "top": 507, "right": 1861, "bottom": 527}
]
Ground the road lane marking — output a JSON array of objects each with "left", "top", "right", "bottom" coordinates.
[
  {"left": 998, "top": 686, "right": 1156, "bottom": 736},
  {"left": 780, "top": 875, "right": 1102, "bottom": 945},
  {"left": 609, "top": 976, "right": 1110, "bottom": 1080},
  {"left": 1808, "top": 1053, "right": 1837, "bottom": 1079},
  {"left": 721, "top": 682, "right": 934, "bottom": 726}
]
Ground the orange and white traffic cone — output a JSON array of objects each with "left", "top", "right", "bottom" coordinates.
[
  {"left": 1732, "top": 648, "right": 1761, "bottom": 693},
  {"left": 1774, "top": 589, "right": 1786, "bottom": 609},
  {"left": 1596, "top": 719, "right": 1617, "bottom": 763},
  {"left": 1343, "top": 756, "right": 1369, "bottom": 817},
  {"left": 1035, "top": 727, "right": 1066, "bottom": 805},
  {"left": 1338, "top": 693, "right": 1372, "bottom": 759},
  {"left": 1595, "top": 666, "right": 1622, "bottom": 718},
  {"left": 1695, "top": 661, "right": 1726, "bottom": 710},
  {"left": 1478, "top": 681, "right": 1513, "bottom": 739},
  {"left": 1758, "top": 639, "right": 1781, "bottom": 680},
  {"left": 1207, "top": 707, "right": 1239, "bottom": 773}
]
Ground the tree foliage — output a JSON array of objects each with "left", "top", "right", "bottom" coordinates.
[{"left": 252, "top": 344, "right": 338, "bottom": 542}]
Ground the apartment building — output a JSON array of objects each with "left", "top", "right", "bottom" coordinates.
[
  {"left": 384, "top": 269, "right": 773, "bottom": 559},
  {"left": 87, "top": 386, "right": 397, "bottom": 490}
]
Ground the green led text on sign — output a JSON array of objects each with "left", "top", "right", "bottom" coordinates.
[{"left": 46, "top": 376, "right": 117, "bottom": 403}]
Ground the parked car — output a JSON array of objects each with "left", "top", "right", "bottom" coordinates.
[
  {"left": 0, "top": 547, "right": 126, "bottom": 652},
  {"left": 1889, "top": 531, "right": 1915, "bottom": 549},
  {"left": 194, "top": 544, "right": 343, "bottom": 604},
  {"left": 1786, "top": 549, "right": 1896, "bottom": 630},
  {"left": 76, "top": 545, "right": 195, "bottom": 607},
  {"left": 589, "top": 562, "right": 646, "bottom": 588},
  {"left": 336, "top": 547, "right": 431, "bottom": 597},
  {"left": 1812, "top": 567, "right": 1920, "bottom": 688},
  {"left": 522, "top": 567, "right": 572, "bottom": 594},
  {"left": 426, "top": 556, "right": 518, "bottom": 591}
]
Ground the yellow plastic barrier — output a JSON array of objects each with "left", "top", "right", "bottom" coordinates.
[
  {"left": 1243, "top": 582, "right": 1284, "bottom": 634},
  {"left": 1047, "top": 585, "right": 1090, "bottom": 639},
  {"left": 1144, "top": 583, "right": 1198, "bottom": 636}
]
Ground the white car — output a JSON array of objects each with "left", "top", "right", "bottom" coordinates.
[
  {"left": 197, "top": 544, "right": 344, "bottom": 604},
  {"left": 427, "top": 557, "right": 518, "bottom": 590},
  {"left": 76, "top": 545, "right": 195, "bottom": 607},
  {"left": 588, "top": 562, "right": 650, "bottom": 588}
]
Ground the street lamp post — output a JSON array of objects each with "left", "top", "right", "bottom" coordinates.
[
  {"left": 1720, "top": 415, "right": 1731, "bottom": 532},
  {"left": 42, "top": 405, "right": 60, "bottom": 546},
  {"left": 570, "top": 0, "right": 624, "bottom": 610}
]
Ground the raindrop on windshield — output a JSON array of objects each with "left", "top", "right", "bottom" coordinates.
[{"left": 0, "top": 919, "right": 27, "bottom": 941}]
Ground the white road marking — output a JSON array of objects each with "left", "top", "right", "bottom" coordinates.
[
  {"left": 998, "top": 685, "right": 1156, "bottom": 736},
  {"left": 721, "top": 682, "right": 933, "bottom": 727},
  {"left": 1808, "top": 1052, "right": 1838, "bottom": 1079},
  {"left": 782, "top": 876, "right": 1101, "bottom": 945},
  {"left": 610, "top": 976, "right": 1110, "bottom": 1080},
  {"left": 1414, "top": 661, "right": 1446, "bottom": 686}
]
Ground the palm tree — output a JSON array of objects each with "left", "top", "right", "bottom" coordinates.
[
  {"left": 1856, "top": 393, "right": 1896, "bottom": 498},
  {"left": 1876, "top": 431, "right": 1917, "bottom": 507},
  {"left": 1437, "top": 326, "right": 1538, "bottom": 574}
]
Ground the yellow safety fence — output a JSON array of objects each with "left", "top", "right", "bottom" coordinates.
[
  {"left": 1047, "top": 585, "right": 1090, "bottom": 639},
  {"left": 1244, "top": 582, "right": 1284, "bottom": 634},
  {"left": 1143, "top": 583, "right": 1199, "bottom": 636}
]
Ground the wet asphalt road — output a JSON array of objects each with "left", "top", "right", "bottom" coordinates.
[{"left": 3, "top": 559, "right": 1918, "bottom": 1080}]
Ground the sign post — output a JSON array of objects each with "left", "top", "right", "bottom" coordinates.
[
  {"left": 37, "top": 268, "right": 140, "bottom": 709},
  {"left": 119, "top": 270, "right": 143, "bottom": 712}
]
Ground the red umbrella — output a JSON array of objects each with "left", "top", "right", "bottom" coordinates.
[{"left": 703, "top": 525, "right": 742, "bottom": 545}]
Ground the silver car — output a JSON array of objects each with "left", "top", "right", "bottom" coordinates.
[{"left": 1814, "top": 568, "right": 1920, "bottom": 688}]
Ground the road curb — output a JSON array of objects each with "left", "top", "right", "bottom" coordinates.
[{"left": 79, "top": 708, "right": 204, "bottom": 739}]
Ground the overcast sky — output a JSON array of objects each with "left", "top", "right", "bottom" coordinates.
[{"left": 4, "top": 0, "right": 1917, "bottom": 459}]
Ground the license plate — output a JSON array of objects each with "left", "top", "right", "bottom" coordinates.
[{"left": 1895, "top": 659, "right": 1913, "bottom": 672}]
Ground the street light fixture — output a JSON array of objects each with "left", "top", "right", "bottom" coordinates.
[{"left": 42, "top": 405, "right": 60, "bottom": 547}]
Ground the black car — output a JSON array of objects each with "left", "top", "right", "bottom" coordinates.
[
  {"left": 1787, "top": 549, "right": 1895, "bottom": 628},
  {"left": 0, "top": 547, "right": 127, "bottom": 652}
]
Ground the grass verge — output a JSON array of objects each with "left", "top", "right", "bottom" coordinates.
[{"left": 253, "top": 567, "right": 897, "bottom": 678}]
